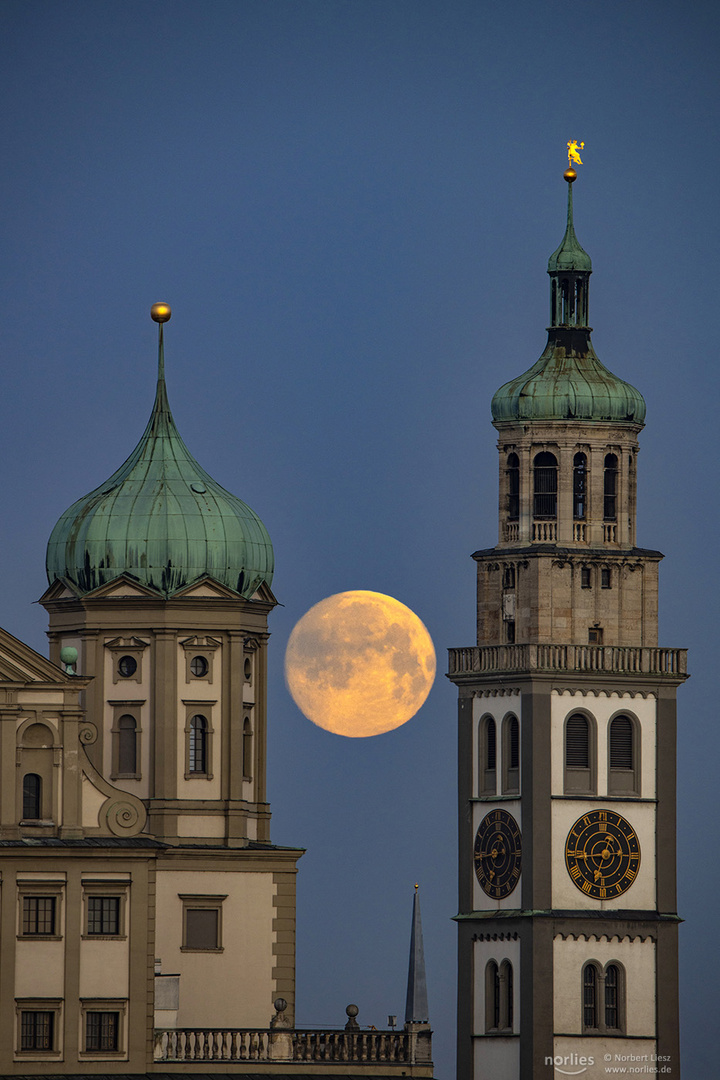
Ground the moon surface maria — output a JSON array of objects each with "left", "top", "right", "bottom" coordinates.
[{"left": 284, "top": 591, "right": 436, "bottom": 738}]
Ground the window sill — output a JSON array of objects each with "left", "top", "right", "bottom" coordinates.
[
  {"left": 184, "top": 772, "right": 214, "bottom": 781},
  {"left": 180, "top": 946, "right": 224, "bottom": 953},
  {"left": 17, "top": 934, "right": 62, "bottom": 942},
  {"left": 82, "top": 934, "right": 125, "bottom": 941}
]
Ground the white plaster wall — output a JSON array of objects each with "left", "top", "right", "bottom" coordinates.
[
  {"left": 473, "top": 937, "right": 521, "bottom": 1034},
  {"left": 81, "top": 774, "right": 107, "bottom": 827},
  {"left": 552, "top": 1037, "right": 657, "bottom": 1080},
  {"left": 553, "top": 935, "right": 656, "bottom": 1036},
  {"left": 155, "top": 869, "right": 275, "bottom": 1028},
  {"left": 79, "top": 938, "right": 130, "bottom": 998},
  {"left": 15, "top": 940, "right": 65, "bottom": 997},
  {"left": 551, "top": 800, "right": 656, "bottom": 910},
  {"left": 472, "top": 692, "right": 522, "bottom": 798},
  {"left": 16, "top": 691, "right": 64, "bottom": 706},
  {"left": 472, "top": 799, "right": 522, "bottom": 911},
  {"left": 473, "top": 1036, "right": 520, "bottom": 1080},
  {"left": 551, "top": 690, "right": 657, "bottom": 799}
]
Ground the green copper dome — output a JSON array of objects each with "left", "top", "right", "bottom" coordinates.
[
  {"left": 491, "top": 177, "right": 645, "bottom": 426},
  {"left": 46, "top": 318, "right": 274, "bottom": 599}
]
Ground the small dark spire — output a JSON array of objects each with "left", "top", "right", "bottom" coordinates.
[{"left": 404, "top": 884, "right": 429, "bottom": 1024}]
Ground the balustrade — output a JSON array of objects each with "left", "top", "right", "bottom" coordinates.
[
  {"left": 447, "top": 644, "right": 687, "bottom": 677},
  {"left": 154, "top": 1026, "right": 427, "bottom": 1065},
  {"left": 532, "top": 520, "right": 557, "bottom": 541}
]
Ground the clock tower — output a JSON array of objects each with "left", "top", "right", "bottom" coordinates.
[{"left": 448, "top": 167, "right": 687, "bottom": 1080}]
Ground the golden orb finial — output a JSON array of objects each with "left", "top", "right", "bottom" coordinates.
[
  {"left": 564, "top": 167, "right": 577, "bottom": 183},
  {"left": 151, "top": 302, "right": 172, "bottom": 323}
]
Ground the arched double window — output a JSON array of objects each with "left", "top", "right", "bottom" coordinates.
[
  {"left": 583, "top": 962, "right": 624, "bottom": 1032},
  {"left": 533, "top": 452, "right": 557, "bottom": 519},
  {"left": 189, "top": 715, "right": 208, "bottom": 775},
  {"left": 22, "top": 774, "right": 42, "bottom": 820},
  {"left": 479, "top": 716, "right": 497, "bottom": 795},
  {"left": 485, "top": 959, "right": 514, "bottom": 1032},
  {"left": 506, "top": 454, "right": 520, "bottom": 521},
  {"left": 564, "top": 713, "right": 596, "bottom": 794},
  {"left": 608, "top": 714, "right": 640, "bottom": 795},
  {"left": 604, "top": 454, "right": 618, "bottom": 521},
  {"left": 573, "top": 452, "right": 587, "bottom": 520}
]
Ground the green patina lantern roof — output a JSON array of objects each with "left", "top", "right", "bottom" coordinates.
[
  {"left": 547, "top": 179, "right": 592, "bottom": 272},
  {"left": 491, "top": 172, "right": 645, "bottom": 426},
  {"left": 46, "top": 308, "right": 274, "bottom": 599}
]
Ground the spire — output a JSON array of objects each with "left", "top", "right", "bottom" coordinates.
[{"left": 404, "top": 884, "right": 429, "bottom": 1024}]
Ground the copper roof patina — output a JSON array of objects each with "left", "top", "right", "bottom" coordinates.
[
  {"left": 491, "top": 175, "right": 645, "bottom": 426},
  {"left": 46, "top": 314, "right": 273, "bottom": 599}
]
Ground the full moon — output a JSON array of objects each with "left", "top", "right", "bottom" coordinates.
[{"left": 284, "top": 591, "right": 436, "bottom": 738}]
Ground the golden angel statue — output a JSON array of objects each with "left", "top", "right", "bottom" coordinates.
[{"left": 567, "top": 140, "right": 585, "bottom": 166}]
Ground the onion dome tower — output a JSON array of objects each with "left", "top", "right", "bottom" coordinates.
[{"left": 46, "top": 303, "right": 273, "bottom": 600}]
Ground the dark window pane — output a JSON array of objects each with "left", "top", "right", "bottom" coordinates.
[
  {"left": 185, "top": 907, "right": 219, "bottom": 949},
  {"left": 88, "top": 897, "right": 120, "bottom": 935},
  {"left": 509, "top": 718, "right": 519, "bottom": 770},
  {"left": 86, "top": 1011, "right": 119, "bottom": 1051},
  {"left": 507, "top": 454, "right": 520, "bottom": 520},
  {"left": 23, "top": 896, "right": 56, "bottom": 935},
  {"left": 604, "top": 454, "right": 618, "bottom": 521},
  {"left": 566, "top": 715, "right": 589, "bottom": 768},
  {"left": 118, "top": 655, "right": 137, "bottom": 677},
  {"left": 486, "top": 719, "right": 496, "bottom": 771},
  {"left": 117, "top": 715, "right": 137, "bottom": 774},
  {"left": 573, "top": 452, "right": 587, "bottom": 520},
  {"left": 189, "top": 716, "right": 208, "bottom": 773},
  {"left": 493, "top": 965, "right": 500, "bottom": 1028},
  {"left": 583, "top": 965, "right": 597, "bottom": 1028},
  {"left": 190, "top": 655, "right": 209, "bottom": 677},
  {"left": 22, "top": 774, "right": 42, "bottom": 819},
  {"left": 605, "top": 965, "right": 619, "bottom": 1029},
  {"left": 21, "top": 1010, "right": 54, "bottom": 1051},
  {"left": 506, "top": 963, "right": 513, "bottom": 1029},
  {"left": 533, "top": 453, "right": 557, "bottom": 518},
  {"left": 610, "top": 717, "right": 634, "bottom": 769}
]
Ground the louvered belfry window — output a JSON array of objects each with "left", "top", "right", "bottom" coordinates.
[
  {"left": 508, "top": 717, "right": 519, "bottom": 770},
  {"left": 583, "top": 965, "right": 598, "bottom": 1029},
  {"left": 566, "top": 714, "right": 589, "bottom": 768},
  {"left": 533, "top": 452, "right": 557, "bottom": 518},
  {"left": 610, "top": 716, "right": 633, "bottom": 769},
  {"left": 486, "top": 719, "right": 497, "bottom": 771},
  {"left": 605, "top": 965, "right": 619, "bottom": 1029},
  {"left": 604, "top": 453, "right": 618, "bottom": 520}
]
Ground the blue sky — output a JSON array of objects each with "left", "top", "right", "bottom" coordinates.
[{"left": 1, "top": 2, "right": 718, "bottom": 1075}]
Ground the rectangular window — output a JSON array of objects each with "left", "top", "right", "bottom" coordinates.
[
  {"left": 180, "top": 894, "right": 227, "bottom": 951},
  {"left": 87, "top": 897, "right": 120, "bottom": 936},
  {"left": 22, "top": 897, "right": 55, "bottom": 936},
  {"left": 581, "top": 567, "right": 591, "bottom": 589},
  {"left": 85, "top": 1011, "right": 119, "bottom": 1052},
  {"left": 601, "top": 568, "right": 611, "bottom": 589},
  {"left": 588, "top": 627, "right": 603, "bottom": 645},
  {"left": 20, "top": 1010, "right": 54, "bottom": 1051}
]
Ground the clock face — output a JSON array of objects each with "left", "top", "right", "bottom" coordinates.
[
  {"left": 565, "top": 809, "right": 641, "bottom": 900},
  {"left": 474, "top": 809, "right": 522, "bottom": 899}
]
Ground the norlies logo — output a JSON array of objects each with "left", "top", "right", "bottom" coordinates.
[{"left": 545, "top": 1054, "right": 594, "bottom": 1075}]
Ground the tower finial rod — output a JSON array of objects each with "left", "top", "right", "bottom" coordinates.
[{"left": 150, "top": 302, "right": 172, "bottom": 384}]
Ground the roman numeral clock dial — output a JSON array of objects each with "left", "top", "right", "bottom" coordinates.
[
  {"left": 474, "top": 809, "right": 522, "bottom": 899},
  {"left": 565, "top": 809, "right": 641, "bottom": 900}
]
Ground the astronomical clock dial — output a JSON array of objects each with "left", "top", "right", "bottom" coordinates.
[
  {"left": 474, "top": 809, "right": 522, "bottom": 899},
  {"left": 565, "top": 809, "right": 641, "bottom": 900}
]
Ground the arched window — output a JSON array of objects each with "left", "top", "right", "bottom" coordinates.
[
  {"left": 189, "top": 715, "right": 208, "bottom": 775},
  {"left": 573, "top": 452, "right": 587, "bottom": 520},
  {"left": 22, "top": 774, "right": 42, "bottom": 820},
  {"left": 608, "top": 714, "right": 640, "bottom": 795},
  {"left": 583, "top": 962, "right": 625, "bottom": 1033},
  {"left": 117, "top": 715, "right": 137, "bottom": 775},
  {"left": 604, "top": 453, "right": 618, "bottom": 521},
  {"left": 533, "top": 452, "right": 557, "bottom": 519},
  {"left": 506, "top": 454, "right": 519, "bottom": 520},
  {"left": 486, "top": 959, "right": 513, "bottom": 1032},
  {"left": 242, "top": 718, "right": 253, "bottom": 779},
  {"left": 564, "top": 713, "right": 595, "bottom": 794},
  {"left": 479, "top": 717, "right": 496, "bottom": 795},
  {"left": 583, "top": 963, "right": 598, "bottom": 1029},
  {"left": 502, "top": 715, "right": 520, "bottom": 794}
]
